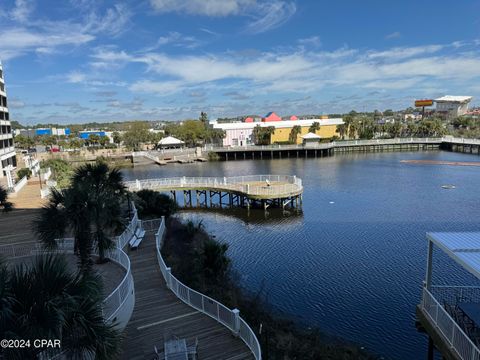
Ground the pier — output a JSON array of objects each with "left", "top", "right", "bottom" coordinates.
[
  {"left": 206, "top": 138, "right": 443, "bottom": 161},
  {"left": 125, "top": 175, "right": 303, "bottom": 210}
]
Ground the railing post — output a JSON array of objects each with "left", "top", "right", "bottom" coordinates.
[
  {"left": 136, "top": 179, "right": 141, "bottom": 190},
  {"left": 233, "top": 308, "right": 240, "bottom": 335},
  {"left": 166, "top": 267, "right": 172, "bottom": 289}
]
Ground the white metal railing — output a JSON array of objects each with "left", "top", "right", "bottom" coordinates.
[
  {"left": 0, "top": 210, "right": 139, "bottom": 325},
  {"left": 430, "top": 285, "right": 480, "bottom": 305},
  {"left": 41, "top": 167, "right": 52, "bottom": 181},
  {"left": 204, "top": 137, "right": 444, "bottom": 152},
  {"left": 442, "top": 137, "right": 480, "bottom": 145},
  {"left": 125, "top": 175, "right": 302, "bottom": 198},
  {"left": 154, "top": 217, "right": 262, "bottom": 360},
  {"left": 421, "top": 286, "right": 480, "bottom": 360},
  {"left": 13, "top": 175, "right": 27, "bottom": 193}
]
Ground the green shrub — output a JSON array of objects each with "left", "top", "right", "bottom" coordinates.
[
  {"left": 207, "top": 151, "right": 220, "bottom": 161},
  {"left": 16, "top": 168, "right": 32, "bottom": 181},
  {"left": 133, "top": 189, "right": 177, "bottom": 218}
]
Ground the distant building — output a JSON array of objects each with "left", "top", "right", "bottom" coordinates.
[
  {"left": 79, "top": 130, "right": 106, "bottom": 139},
  {"left": 0, "top": 61, "right": 16, "bottom": 178},
  {"left": 434, "top": 95, "right": 473, "bottom": 117},
  {"left": 211, "top": 117, "right": 344, "bottom": 147},
  {"left": 19, "top": 127, "right": 71, "bottom": 138},
  {"left": 404, "top": 113, "right": 422, "bottom": 121},
  {"left": 262, "top": 112, "right": 282, "bottom": 122}
]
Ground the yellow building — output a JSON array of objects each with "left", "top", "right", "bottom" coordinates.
[{"left": 270, "top": 122, "right": 339, "bottom": 144}]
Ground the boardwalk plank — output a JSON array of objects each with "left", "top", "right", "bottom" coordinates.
[{"left": 120, "top": 231, "right": 254, "bottom": 360}]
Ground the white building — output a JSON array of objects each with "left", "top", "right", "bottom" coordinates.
[
  {"left": 0, "top": 61, "right": 16, "bottom": 178},
  {"left": 434, "top": 95, "right": 473, "bottom": 117},
  {"left": 211, "top": 118, "right": 344, "bottom": 147}
]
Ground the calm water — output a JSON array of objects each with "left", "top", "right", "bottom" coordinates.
[{"left": 123, "top": 150, "right": 480, "bottom": 360}]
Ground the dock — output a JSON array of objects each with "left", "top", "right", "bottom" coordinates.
[
  {"left": 125, "top": 175, "right": 303, "bottom": 210},
  {"left": 121, "top": 230, "right": 253, "bottom": 360}
]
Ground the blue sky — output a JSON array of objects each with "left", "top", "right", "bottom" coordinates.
[{"left": 1, "top": 0, "right": 480, "bottom": 124}]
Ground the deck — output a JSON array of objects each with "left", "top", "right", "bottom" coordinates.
[{"left": 120, "top": 230, "right": 254, "bottom": 360}]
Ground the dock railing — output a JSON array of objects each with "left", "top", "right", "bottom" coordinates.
[
  {"left": 421, "top": 285, "right": 480, "bottom": 360},
  {"left": 154, "top": 217, "right": 262, "bottom": 360},
  {"left": 125, "top": 174, "right": 302, "bottom": 198}
]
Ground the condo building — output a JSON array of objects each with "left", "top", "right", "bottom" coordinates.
[{"left": 0, "top": 62, "right": 16, "bottom": 177}]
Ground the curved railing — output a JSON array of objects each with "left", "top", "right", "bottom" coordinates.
[
  {"left": 0, "top": 207, "right": 139, "bottom": 325},
  {"left": 154, "top": 217, "right": 262, "bottom": 360},
  {"left": 125, "top": 174, "right": 302, "bottom": 199}
]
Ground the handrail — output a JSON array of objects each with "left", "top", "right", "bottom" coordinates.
[
  {"left": 125, "top": 175, "right": 303, "bottom": 198},
  {"left": 154, "top": 217, "right": 262, "bottom": 360},
  {"left": 422, "top": 286, "right": 480, "bottom": 360},
  {"left": 13, "top": 175, "right": 28, "bottom": 193},
  {"left": 0, "top": 209, "right": 139, "bottom": 325}
]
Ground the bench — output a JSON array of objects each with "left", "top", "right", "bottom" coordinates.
[{"left": 129, "top": 226, "right": 146, "bottom": 250}]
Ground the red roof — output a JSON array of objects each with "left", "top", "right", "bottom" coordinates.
[
  {"left": 262, "top": 112, "right": 281, "bottom": 122},
  {"left": 290, "top": 115, "right": 298, "bottom": 120},
  {"left": 244, "top": 117, "right": 254, "bottom": 123}
]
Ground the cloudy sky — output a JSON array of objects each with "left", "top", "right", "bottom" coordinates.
[{"left": 1, "top": 0, "right": 480, "bottom": 124}]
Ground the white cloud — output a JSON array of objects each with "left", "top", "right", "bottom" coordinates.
[
  {"left": 149, "top": 0, "right": 295, "bottom": 33},
  {"left": 298, "top": 36, "right": 321, "bottom": 48},
  {"left": 91, "top": 40, "right": 480, "bottom": 100},
  {"left": 149, "top": 0, "right": 254, "bottom": 16},
  {"left": 244, "top": 1, "right": 296, "bottom": 34},
  {"left": 10, "top": 0, "right": 35, "bottom": 22},
  {"left": 66, "top": 71, "right": 87, "bottom": 83},
  {"left": 0, "top": 3, "right": 132, "bottom": 60},
  {"left": 385, "top": 31, "right": 401, "bottom": 39}
]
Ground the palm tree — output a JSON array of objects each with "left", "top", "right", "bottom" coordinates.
[
  {"left": 308, "top": 122, "right": 320, "bottom": 134},
  {"left": 0, "top": 254, "right": 121, "bottom": 359},
  {"left": 0, "top": 185, "right": 13, "bottom": 212},
  {"left": 35, "top": 163, "right": 126, "bottom": 270},
  {"left": 289, "top": 125, "right": 302, "bottom": 144}
]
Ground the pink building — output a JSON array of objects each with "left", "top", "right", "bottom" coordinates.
[
  {"left": 244, "top": 117, "right": 254, "bottom": 123},
  {"left": 262, "top": 112, "right": 282, "bottom": 122},
  {"left": 290, "top": 115, "right": 298, "bottom": 120}
]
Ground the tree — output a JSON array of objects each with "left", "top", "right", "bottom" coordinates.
[
  {"left": 252, "top": 125, "right": 275, "bottom": 145},
  {"left": 199, "top": 112, "right": 208, "bottom": 127},
  {"left": 289, "top": 125, "right": 302, "bottom": 144},
  {"left": 98, "top": 136, "right": 109, "bottom": 147},
  {"left": 0, "top": 185, "right": 13, "bottom": 212},
  {"left": 336, "top": 124, "right": 347, "bottom": 140},
  {"left": 112, "top": 131, "right": 122, "bottom": 145},
  {"left": 384, "top": 109, "right": 394, "bottom": 116},
  {"left": 122, "top": 122, "right": 150, "bottom": 150},
  {"left": 309, "top": 122, "right": 320, "bottom": 134},
  {"left": 134, "top": 190, "right": 177, "bottom": 219},
  {"left": 88, "top": 134, "right": 101, "bottom": 146},
  {"left": 35, "top": 163, "right": 126, "bottom": 269},
  {"left": 0, "top": 254, "right": 121, "bottom": 359},
  {"left": 12, "top": 134, "right": 34, "bottom": 149}
]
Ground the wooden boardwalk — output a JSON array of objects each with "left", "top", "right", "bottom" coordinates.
[{"left": 120, "top": 231, "right": 254, "bottom": 360}]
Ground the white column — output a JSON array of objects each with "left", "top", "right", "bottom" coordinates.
[
  {"left": 425, "top": 240, "right": 433, "bottom": 290},
  {"left": 232, "top": 308, "right": 240, "bottom": 335}
]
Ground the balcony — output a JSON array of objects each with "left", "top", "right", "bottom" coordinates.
[{"left": 417, "top": 232, "right": 480, "bottom": 360}]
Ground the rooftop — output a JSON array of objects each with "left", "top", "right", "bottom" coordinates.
[
  {"left": 434, "top": 95, "right": 473, "bottom": 103},
  {"left": 427, "top": 232, "right": 480, "bottom": 280}
]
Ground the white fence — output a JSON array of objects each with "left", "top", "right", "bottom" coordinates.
[
  {"left": 154, "top": 217, "right": 262, "bottom": 360},
  {"left": 41, "top": 167, "right": 52, "bottom": 181},
  {"left": 422, "top": 286, "right": 480, "bottom": 360},
  {"left": 0, "top": 210, "right": 139, "bottom": 326},
  {"left": 13, "top": 175, "right": 28, "bottom": 193},
  {"left": 125, "top": 174, "right": 302, "bottom": 198}
]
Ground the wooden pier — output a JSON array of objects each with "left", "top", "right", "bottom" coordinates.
[
  {"left": 125, "top": 175, "right": 303, "bottom": 211},
  {"left": 120, "top": 230, "right": 253, "bottom": 360}
]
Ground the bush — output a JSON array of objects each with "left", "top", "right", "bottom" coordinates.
[
  {"left": 0, "top": 185, "right": 13, "bottom": 212},
  {"left": 207, "top": 151, "right": 220, "bottom": 161},
  {"left": 133, "top": 190, "right": 177, "bottom": 219},
  {"left": 16, "top": 168, "right": 32, "bottom": 180}
]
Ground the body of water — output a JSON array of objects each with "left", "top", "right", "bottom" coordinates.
[{"left": 123, "top": 150, "right": 480, "bottom": 359}]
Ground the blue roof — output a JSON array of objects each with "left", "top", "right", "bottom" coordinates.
[{"left": 265, "top": 112, "right": 274, "bottom": 117}]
